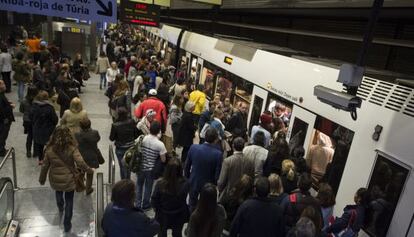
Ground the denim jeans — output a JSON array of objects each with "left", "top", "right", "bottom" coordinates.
[
  {"left": 115, "top": 147, "right": 130, "bottom": 179},
  {"left": 55, "top": 191, "right": 74, "bottom": 232},
  {"left": 136, "top": 170, "right": 154, "bottom": 209},
  {"left": 33, "top": 143, "right": 45, "bottom": 161},
  {"left": 17, "top": 81, "right": 25, "bottom": 101},
  {"left": 99, "top": 73, "right": 106, "bottom": 88}
]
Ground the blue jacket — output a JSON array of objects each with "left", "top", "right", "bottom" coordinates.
[
  {"left": 102, "top": 203, "right": 159, "bottom": 237},
  {"left": 184, "top": 143, "right": 223, "bottom": 192}
]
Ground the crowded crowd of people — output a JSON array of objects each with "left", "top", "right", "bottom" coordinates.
[{"left": 0, "top": 24, "right": 370, "bottom": 237}]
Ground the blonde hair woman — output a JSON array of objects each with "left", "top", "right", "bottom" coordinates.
[
  {"left": 281, "top": 159, "right": 298, "bottom": 194},
  {"left": 60, "top": 97, "right": 88, "bottom": 134},
  {"left": 268, "top": 173, "right": 287, "bottom": 204}
]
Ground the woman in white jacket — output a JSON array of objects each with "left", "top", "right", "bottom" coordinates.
[{"left": 106, "top": 62, "right": 119, "bottom": 87}]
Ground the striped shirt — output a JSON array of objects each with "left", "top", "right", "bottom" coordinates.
[{"left": 141, "top": 134, "right": 167, "bottom": 171}]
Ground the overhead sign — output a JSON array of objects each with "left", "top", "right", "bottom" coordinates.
[
  {"left": 120, "top": 1, "right": 160, "bottom": 27},
  {"left": 62, "top": 27, "right": 85, "bottom": 34},
  {"left": 192, "top": 0, "right": 222, "bottom": 5},
  {"left": 0, "top": 0, "right": 117, "bottom": 23},
  {"left": 224, "top": 56, "right": 233, "bottom": 65},
  {"left": 118, "top": 0, "right": 170, "bottom": 7}
]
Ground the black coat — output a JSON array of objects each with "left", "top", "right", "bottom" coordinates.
[
  {"left": 226, "top": 111, "right": 247, "bottom": 137},
  {"left": 0, "top": 93, "right": 15, "bottom": 125},
  {"left": 262, "top": 151, "right": 284, "bottom": 177},
  {"left": 57, "top": 88, "right": 78, "bottom": 118},
  {"left": 151, "top": 178, "right": 190, "bottom": 227},
  {"left": 230, "top": 197, "right": 285, "bottom": 237},
  {"left": 29, "top": 101, "right": 58, "bottom": 145},
  {"left": 177, "top": 112, "right": 196, "bottom": 147},
  {"left": 109, "top": 119, "right": 139, "bottom": 148},
  {"left": 102, "top": 203, "right": 160, "bottom": 237},
  {"left": 75, "top": 129, "right": 101, "bottom": 168}
]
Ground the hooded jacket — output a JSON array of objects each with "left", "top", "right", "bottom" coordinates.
[{"left": 189, "top": 90, "right": 206, "bottom": 115}]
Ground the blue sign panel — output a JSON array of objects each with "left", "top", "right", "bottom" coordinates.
[{"left": 0, "top": 0, "right": 117, "bottom": 23}]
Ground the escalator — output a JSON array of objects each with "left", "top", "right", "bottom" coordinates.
[{"left": 0, "top": 177, "right": 17, "bottom": 237}]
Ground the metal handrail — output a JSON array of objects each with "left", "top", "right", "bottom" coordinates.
[
  {"left": 108, "top": 145, "right": 115, "bottom": 186},
  {"left": 0, "top": 177, "right": 15, "bottom": 237},
  {"left": 96, "top": 172, "right": 104, "bottom": 237},
  {"left": 0, "top": 148, "right": 18, "bottom": 190}
]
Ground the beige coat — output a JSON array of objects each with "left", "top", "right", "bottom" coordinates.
[
  {"left": 96, "top": 56, "right": 110, "bottom": 74},
  {"left": 60, "top": 109, "right": 88, "bottom": 134},
  {"left": 39, "top": 145, "right": 92, "bottom": 192}
]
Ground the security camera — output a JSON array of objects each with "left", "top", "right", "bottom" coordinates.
[{"left": 313, "top": 85, "right": 362, "bottom": 112}]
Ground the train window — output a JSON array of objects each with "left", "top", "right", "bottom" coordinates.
[
  {"left": 363, "top": 153, "right": 410, "bottom": 237},
  {"left": 217, "top": 76, "right": 233, "bottom": 101},
  {"left": 305, "top": 117, "right": 354, "bottom": 193}
]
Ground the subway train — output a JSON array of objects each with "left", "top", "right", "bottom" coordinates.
[{"left": 140, "top": 24, "right": 413, "bottom": 237}]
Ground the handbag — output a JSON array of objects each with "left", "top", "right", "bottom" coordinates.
[
  {"left": 96, "top": 147, "right": 105, "bottom": 165},
  {"left": 58, "top": 155, "right": 86, "bottom": 192}
]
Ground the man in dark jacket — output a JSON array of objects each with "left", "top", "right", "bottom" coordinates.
[
  {"left": 0, "top": 80, "right": 15, "bottom": 156},
  {"left": 280, "top": 173, "right": 321, "bottom": 231},
  {"left": 226, "top": 102, "right": 248, "bottom": 139},
  {"left": 184, "top": 128, "right": 223, "bottom": 211},
  {"left": 75, "top": 118, "right": 101, "bottom": 195},
  {"left": 29, "top": 91, "right": 58, "bottom": 164},
  {"left": 230, "top": 177, "right": 285, "bottom": 237}
]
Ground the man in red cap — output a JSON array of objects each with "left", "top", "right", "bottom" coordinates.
[{"left": 250, "top": 112, "right": 272, "bottom": 148}]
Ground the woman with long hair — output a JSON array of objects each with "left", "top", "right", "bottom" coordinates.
[
  {"left": 60, "top": 97, "right": 88, "bottom": 134},
  {"left": 72, "top": 53, "right": 84, "bottom": 93},
  {"left": 96, "top": 51, "right": 110, "bottom": 89},
  {"left": 268, "top": 173, "right": 288, "bottom": 205},
  {"left": 39, "top": 125, "right": 93, "bottom": 233},
  {"left": 151, "top": 158, "right": 190, "bottom": 237},
  {"left": 317, "top": 183, "right": 336, "bottom": 229},
  {"left": 187, "top": 183, "right": 226, "bottom": 237},
  {"left": 222, "top": 174, "right": 253, "bottom": 225}
]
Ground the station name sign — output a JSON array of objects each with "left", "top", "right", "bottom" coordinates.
[
  {"left": 0, "top": 0, "right": 117, "bottom": 23},
  {"left": 120, "top": 1, "right": 160, "bottom": 27}
]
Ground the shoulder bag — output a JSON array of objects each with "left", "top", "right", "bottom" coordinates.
[{"left": 58, "top": 153, "right": 86, "bottom": 192}]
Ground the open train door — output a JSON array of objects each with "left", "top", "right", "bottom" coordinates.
[
  {"left": 287, "top": 105, "right": 316, "bottom": 157},
  {"left": 248, "top": 86, "right": 268, "bottom": 133}
]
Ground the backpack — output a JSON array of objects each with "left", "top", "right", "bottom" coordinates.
[{"left": 123, "top": 135, "right": 145, "bottom": 174}]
